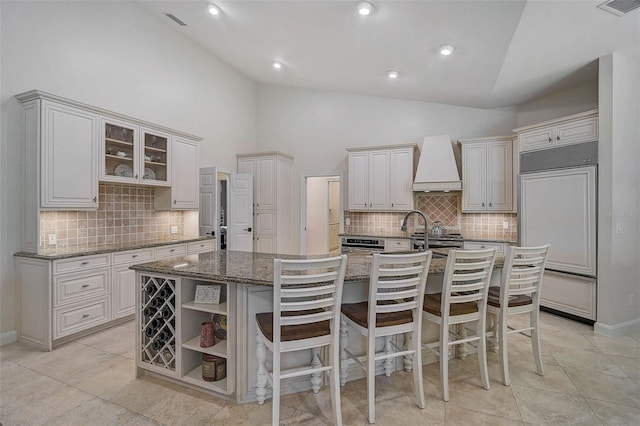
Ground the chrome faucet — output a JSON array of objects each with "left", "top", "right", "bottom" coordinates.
[{"left": 401, "top": 210, "right": 429, "bottom": 252}]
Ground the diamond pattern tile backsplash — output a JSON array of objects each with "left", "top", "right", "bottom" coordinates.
[
  {"left": 39, "top": 183, "right": 185, "bottom": 249},
  {"left": 345, "top": 193, "right": 518, "bottom": 242}
]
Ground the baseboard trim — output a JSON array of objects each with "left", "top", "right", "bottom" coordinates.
[
  {"left": 0, "top": 330, "right": 17, "bottom": 346},
  {"left": 594, "top": 318, "right": 640, "bottom": 336}
]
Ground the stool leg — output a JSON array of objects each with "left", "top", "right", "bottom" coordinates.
[
  {"left": 489, "top": 312, "right": 499, "bottom": 353},
  {"left": 440, "top": 322, "right": 450, "bottom": 402},
  {"left": 383, "top": 336, "right": 393, "bottom": 377},
  {"left": 339, "top": 317, "right": 349, "bottom": 386},
  {"left": 256, "top": 334, "right": 268, "bottom": 405},
  {"left": 272, "top": 352, "right": 281, "bottom": 426},
  {"left": 457, "top": 324, "right": 468, "bottom": 359},
  {"left": 531, "top": 309, "right": 544, "bottom": 377},
  {"left": 310, "top": 347, "right": 322, "bottom": 394},
  {"left": 330, "top": 338, "right": 343, "bottom": 426},
  {"left": 412, "top": 330, "right": 426, "bottom": 409},
  {"left": 477, "top": 317, "right": 490, "bottom": 391},
  {"left": 499, "top": 311, "right": 510, "bottom": 386},
  {"left": 367, "top": 330, "right": 376, "bottom": 424}
]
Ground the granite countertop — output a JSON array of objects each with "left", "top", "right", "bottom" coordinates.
[
  {"left": 130, "top": 249, "right": 504, "bottom": 287},
  {"left": 14, "top": 236, "right": 215, "bottom": 260}
]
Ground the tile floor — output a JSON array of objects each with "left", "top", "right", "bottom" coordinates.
[{"left": 1, "top": 312, "right": 639, "bottom": 425}]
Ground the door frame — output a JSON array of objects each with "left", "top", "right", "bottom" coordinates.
[{"left": 300, "top": 171, "right": 344, "bottom": 255}]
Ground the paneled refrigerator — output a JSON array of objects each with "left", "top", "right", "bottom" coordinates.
[{"left": 519, "top": 141, "right": 597, "bottom": 322}]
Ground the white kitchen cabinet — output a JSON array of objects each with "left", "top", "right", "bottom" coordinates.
[
  {"left": 540, "top": 271, "right": 596, "bottom": 321},
  {"left": 463, "top": 241, "right": 509, "bottom": 255},
  {"left": 237, "top": 152, "right": 293, "bottom": 254},
  {"left": 155, "top": 136, "right": 199, "bottom": 210},
  {"left": 26, "top": 99, "right": 100, "bottom": 210},
  {"left": 112, "top": 248, "right": 154, "bottom": 319},
  {"left": 514, "top": 110, "right": 598, "bottom": 153},
  {"left": 385, "top": 238, "right": 411, "bottom": 252},
  {"left": 187, "top": 239, "right": 216, "bottom": 254},
  {"left": 460, "top": 137, "right": 514, "bottom": 212},
  {"left": 347, "top": 144, "right": 416, "bottom": 211},
  {"left": 100, "top": 118, "right": 172, "bottom": 187}
]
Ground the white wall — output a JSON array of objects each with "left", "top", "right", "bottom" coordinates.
[
  {"left": 516, "top": 80, "right": 598, "bottom": 127},
  {"left": 0, "top": 1, "right": 257, "bottom": 334},
  {"left": 596, "top": 53, "right": 640, "bottom": 334},
  {"left": 256, "top": 85, "right": 518, "bottom": 253}
]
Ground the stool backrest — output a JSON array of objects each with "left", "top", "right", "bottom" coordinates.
[
  {"left": 502, "top": 245, "right": 550, "bottom": 304},
  {"left": 441, "top": 248, "right": 497, "bottom": 317},
  {"left": 273, "top": 255, "right": 348, "bottom": 344}
]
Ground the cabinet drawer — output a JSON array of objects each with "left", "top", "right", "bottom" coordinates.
[
  {"left": 155, "top": 244, "right": 187, "bottom": 258},
  {"left": 53, "top": 253, "right": 111, "bottom": 275},
  {"left": 187, "top": 239, "right": 215, "bottom": 254},
  {"left": 463, "top": 241, "right": 506, "bottom": 255},
  {"left": 518, "top": 127, "right": 555, "bottom": 152},
  {"left": 54, "top": 267, "right": 110, "bottom": 307},
  {"left": 112, "top": 248, "right": 154, "bottom": 265},
  {"left": 556, "top": 117, "right": 598, "bottom": 147},
  {"left": 53, "top": 296, "right": 110, "bottom": 339},
  {"left": 385, "top": 239, "right": 411, "bottom": 251}
]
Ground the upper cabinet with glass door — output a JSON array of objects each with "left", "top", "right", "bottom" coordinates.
[{"left": 100, "top": 118, "right": 170, "bottom": 186}]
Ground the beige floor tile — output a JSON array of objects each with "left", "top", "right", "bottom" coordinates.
[
  {"left": 607, "top": 353, "right": 640, "bottom": 380},
  {"left": 101, "top": 375, "right": 176, "bottom": 415},
  {"left": 445, "top": 375, "right": 521, "bottom": 421},
  {"left": 587, "top": 334, "right": 640, "bottom": 358},
  {"left": 48, "top": 396, "right": 162, "bottom": 425},
  {"left": 0, "top": 379, "right": 94, "bottom": 426},
  {"left": 367, "top": 392, "right": 444, "bottom": 425},
  {"left": 293, "top": 387, "right": 363, "bottom": 425},
  {"left": 547, "top": 344, "right": 628, "bottom": 377},
  {"left": 0, "top": 361, "right": 61, "bottom": 409},
  {"left": 445, "top": 404, "right": 523, "bottom": 425},
  {"left": 76, "top": 322, "right": 136, "bottom": 356},
  {"left": 586, "top": 398, "right": 640, "bottom": 425},
  {"left": 28, "top": 344, "right": 113, "bottom": 381},
  {"left": 511, "top": 384, "right": 600, "bottom": 425},
  {"left": 212, "top": 399, "right": 296, "bottom": 425},
  {"left": 496, "top": 358, "right": 580, "bottom": 395},
  {"left": 65, "top": 355, "right": 137, "bottom": 396},
  {"left": 565, "top": 367, "right": 640, "bottom": 408},
  {"left": 490, "top": 333, "right": 558, "bottom": 367},
  {"left": 540, "top": 328, "right": 600, "bottom": 352},
  {"left": 0, "top": 340, "right": 82, "bottom": 366},
  {"left": 142, "top": 387, "right": 227, "bottom": 425}
]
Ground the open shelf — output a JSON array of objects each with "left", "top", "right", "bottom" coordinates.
[
  {"left": 182, "top": 300, "right": 227, "bottom": 315},
  {"left": 182, "top": 335, "right": 228, "bottom": 357},
  {"left": 105, "top": 138, "right": 133, "bottom": 146},
  {"left": 182, "top": 365, "right": 229, "bottom": 394},
  {"left": 144, "top": 160, "right": 167, "bottom": 166},
  {"left": 145, "top": 146, "right": 167, "bottom": 153},
  {"left": 105, "top": 154, "right": 133, "bottom": 161}
]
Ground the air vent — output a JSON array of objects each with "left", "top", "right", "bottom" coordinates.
[
  {"left": 164, "top": 13, "right": 187, "bottom": 26},
  {"left": 598, "top": 0, "right": 640, "bottom": 16}
]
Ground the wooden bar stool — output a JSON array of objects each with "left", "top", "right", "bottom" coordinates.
[
  {"left": 487, "top": 245, "right": 550, "bottom": 385},
  {"left": 255, "top": 255, "right": 348, "bottom": 425},
  {"left": 339, "top": 251, "right": 432, "bottom": 424},
  {"left": 422, "top": 248, "right": 497, "bottom": 402}
]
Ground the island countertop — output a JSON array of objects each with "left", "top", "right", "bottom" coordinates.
[{"left": 130, "top": 249, "right": 504, "bottom": 287}]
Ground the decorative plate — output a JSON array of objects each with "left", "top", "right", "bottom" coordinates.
[
  {"left": 143, "top": 167, "right": 156, "bottom": 180},
  {"left": 114, "top": 163, "right": 133, "bottom": 178}
]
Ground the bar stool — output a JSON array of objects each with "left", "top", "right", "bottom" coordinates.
[
  {"left": 487, "top": 245, "right": 550, "bottom": 386},
  {"left": 422, "top": 248, "right": 497, "bottom": 402},
  {"left": 339, "top": 251, "right": 432, "bottom": 424},
  {"left": 255, "top": 255, "right": 348, "bottom": 426}
]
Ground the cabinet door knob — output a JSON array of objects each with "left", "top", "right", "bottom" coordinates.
[
  {"left": 132, "top": 254, "right": 138, "bottom": 258},
  {"left": 93, "top": 197, "right": 97, "bottom": 203},
  {"left": 81, "top": 261, "right": 89, "bottom": 265},
  {"left": 82, "top": 314, "right": 90, "bottom": 319},
  {"left": 481, "top": 202, "right": 485, "bottom": 207},
  {"left": 557, "top": 135, "right": 561, "bottom": 141},
  {"left": 489, "top": 202, "right": 492, "bottom": 207},
  {"left": 81, "top": 284, "right": 90, "bottom": 288},
  {"left": 135, "top": 174, "right": 139, "bottom": 179},
  {"left": 548, "top": 136, "right": 552, "bottom": 142},
  {"left": 173, "top": 200, "right": 177, "bottom": 204}
]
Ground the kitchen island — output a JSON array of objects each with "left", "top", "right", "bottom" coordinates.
[{"left": 131, "top": 249, "right": 503, "bottom": 403}]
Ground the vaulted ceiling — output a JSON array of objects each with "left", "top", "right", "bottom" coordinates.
[{"left": 138, "top": 0, "right": 640, "bottom": 108}]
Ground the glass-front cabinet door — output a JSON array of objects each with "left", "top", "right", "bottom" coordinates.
[
  {"left": 140, "top": 127, "right": 170, "bottom": 186},
  {"left": 101, "top": 117, "right": 140, "bottom": 183}
]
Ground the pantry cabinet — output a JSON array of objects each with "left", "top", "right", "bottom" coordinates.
[
  {"left": 237, "top": 152, "right": 293, "bottom": 254},
  {"left": 514, "top": 110, "right": 598, "bottom": 153},
  {"left": 347, "top": 144, "right": 417, "bottom": 211},
  {"left": 460, "top": 136, "right": 514, "bottom": 212}
]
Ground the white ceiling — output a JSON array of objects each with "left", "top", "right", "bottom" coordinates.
[{"left": 138, "top": 0, "right": 640, "bottom": 109}]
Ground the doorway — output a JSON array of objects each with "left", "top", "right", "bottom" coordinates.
[{"left": 301, "top": 172, "right": 343, "bottom": 255}]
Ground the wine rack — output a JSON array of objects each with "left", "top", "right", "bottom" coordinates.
[{"left": 140, "top": 276, "right": 176, "bottom": 371}]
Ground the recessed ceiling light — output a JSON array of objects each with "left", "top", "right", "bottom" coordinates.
[
  {"left": 208, "top": 4, "right": 220, "bottom": 16},
  {"left": 387, "top": 70, "right": 399, "bottom": 79},
  {"left": 272, "top": 61, "right": 282, "bottom": 69},
  {"left": 356, "top": 1, "right": 375, "bottom": 16},
  {"left": 439, "top": 45, "right": 454, "bottom": 56}
]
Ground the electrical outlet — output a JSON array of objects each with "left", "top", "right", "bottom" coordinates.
[
  {"left": 616, "top": 223, "right": 623, "bottom": 234},
  {"left": 171, "top": 226, "right": 178, "bottom": 234},
  {"left": 503, "top": 221, "right": 509, "bottom": 230},
  {"left": 345, "top": 218, "right": 351, "bottom": 226},
  {"left": 48, "top": 234, "right": 57, "bottom": 246}
]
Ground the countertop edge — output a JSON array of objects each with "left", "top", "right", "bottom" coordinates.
[
  {"left": 339, "top": 233, "right": 516, "bottom": 244},
  {"left": 14, "top": 236, "right": 215, "bottom": 260}
]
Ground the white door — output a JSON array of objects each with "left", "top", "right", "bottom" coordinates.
[
  {"left": 199, "top": 167, "right": 216, "bottom": 237},
  {"left": 520, "top": 166, "right": 596, "bottom": 276},
  {"left": 171, "top": 137, "right": 199, "bottom": 209},
  {"left": 389, "top": 148, "right": 413, "bottom": 210},
  {"left": 461, "top": 143, "right": 487, "bottom": 211},
  {"left": 328, "top": 180, "right": 340, "bottom": 253},
  {"left": 347, "top": 152, "right": 369, "bottom": 210},
  {"left": 368, "top": 150, "right": 391, "bottom": 209},
  {"left": 228, "top": 173, "right": 254, "bottom": 252}
]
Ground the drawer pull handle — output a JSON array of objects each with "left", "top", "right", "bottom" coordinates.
[
  {"left": 82, "top": 314, "right": 90, "bottom": 319},
  {"left": 132, "top": 254, "right": 138, "bottom": 258},
  {"left": 81, "top": 284, "right": 90, "bottom": 288},
  {"left": 81, "top": 261, "right": 89, "bottom": 265}
]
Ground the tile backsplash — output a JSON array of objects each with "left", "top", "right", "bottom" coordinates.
[
  {"left": 40, "top": 184, "right": 184, "bottom": 249},
  {"left": 345, "top": 193, "right": 518, "bottom": 242}
]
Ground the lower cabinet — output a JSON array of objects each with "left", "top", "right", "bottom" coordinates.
[
  {"left": 463, "top": 240, "right": 509, "bottom": 255},
  {"left": 15, "top": 240, "right": 213, "bottom": 351},
  {"left": 540, "top": 270, "right": 596, "bottom": 320},
  {"left": 136, "top": 274, "right": 235, "bottom": 396}
]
